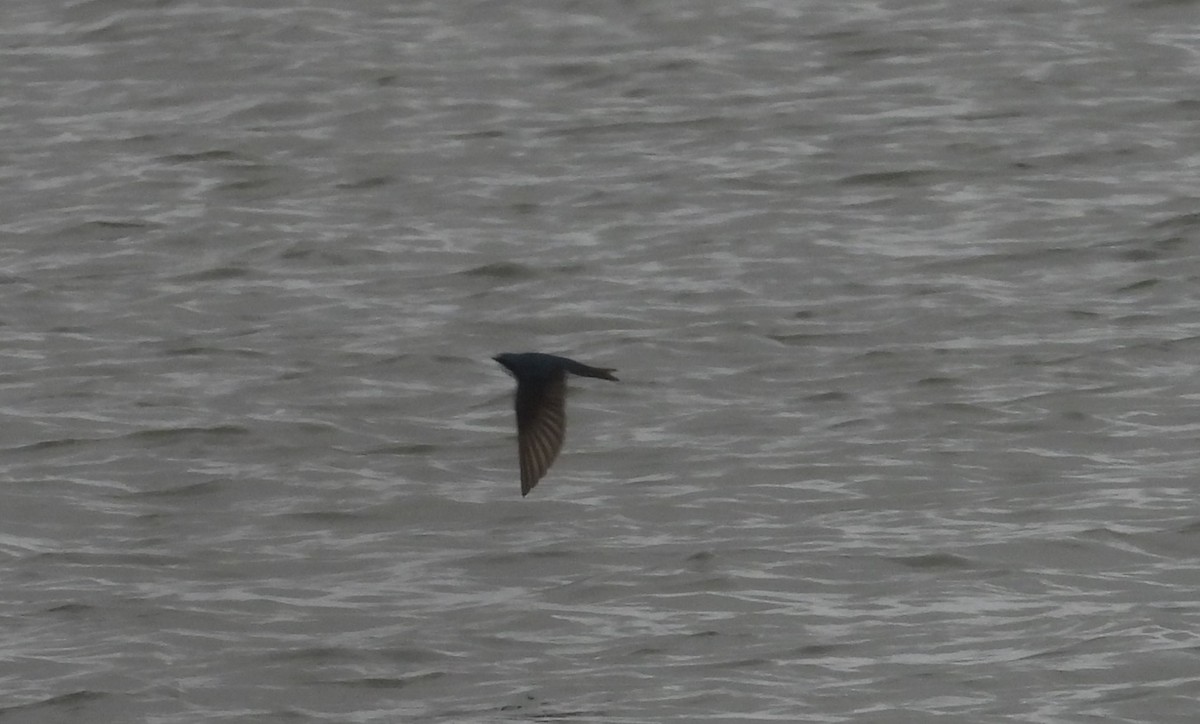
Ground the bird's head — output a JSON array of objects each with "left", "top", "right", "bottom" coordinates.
[{"left": 493, "top": 353, "right": 517, "bottom": 375}]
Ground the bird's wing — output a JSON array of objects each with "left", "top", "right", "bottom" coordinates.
[{"left": 515, "top": 372, "right": 567, "bottom": 496}]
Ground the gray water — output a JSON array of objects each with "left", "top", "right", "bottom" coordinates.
[{"left": 3, "top": 1, "right": 1200, "bottom": 722}]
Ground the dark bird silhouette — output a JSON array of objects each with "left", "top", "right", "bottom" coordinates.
[{"left": 493, "top": 352, "right": 618, "bottom": 496}]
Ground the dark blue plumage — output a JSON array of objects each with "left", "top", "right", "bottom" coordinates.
[{"left": 493, "top": 353, "right": 618, "bottom": 496}]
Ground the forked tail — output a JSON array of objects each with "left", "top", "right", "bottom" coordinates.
[{"left": 568, "top": 361, "right": 619, "bottom": 381}]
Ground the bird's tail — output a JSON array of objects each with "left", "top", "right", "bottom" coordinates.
[
  {"left": 592, "top": 367, "right": 619, "bottom": 382},
  {"left": 569, "top": 362, "right": 618, "bottom": 382}
]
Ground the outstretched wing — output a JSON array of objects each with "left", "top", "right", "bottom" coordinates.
[{"left": 515, "top": 372, "right": 567, "bottom": 496}]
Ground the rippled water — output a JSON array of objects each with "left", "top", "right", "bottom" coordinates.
[{"left": 3, "top": 0, "right": 1200, "bottom": 722}]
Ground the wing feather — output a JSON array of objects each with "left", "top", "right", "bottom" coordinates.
[{"left": 515, "top": 373, "right": 567, "bottom": 496}]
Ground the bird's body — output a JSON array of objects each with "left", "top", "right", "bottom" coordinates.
[{"left": 493, "top": 353, "right": 618, "bottom": 496}]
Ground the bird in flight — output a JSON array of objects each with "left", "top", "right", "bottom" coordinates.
[{"left": 493, "top": 352, "right": 618, "bottom": 496}]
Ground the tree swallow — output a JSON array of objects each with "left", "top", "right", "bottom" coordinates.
[{"left": 493, "top": 352, "right": 618, "bottom": 496}]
